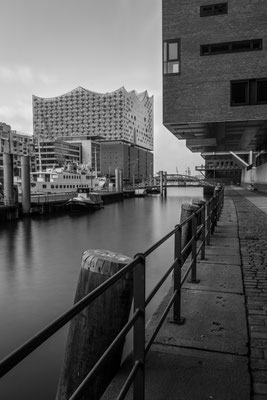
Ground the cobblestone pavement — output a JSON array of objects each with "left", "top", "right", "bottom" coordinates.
[{"left": 227, "top": 188, "right": 267, "bottom": 400}]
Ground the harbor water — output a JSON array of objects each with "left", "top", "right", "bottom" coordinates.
[{"left": 0, "top": 187, "right": 204, "bottom": 399}]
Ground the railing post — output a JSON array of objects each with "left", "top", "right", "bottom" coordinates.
[
  {"left": 190, "top": 212, "right": 199, "bottom": 283},
  {"left": 201, "top": 205, "right": 206, "bottom": 260},
  {"left": 211, "top": 197, "right": 215, "bottom": 234},
  {"left": 172, "top": 225, "right": 185, "bottom": 324},
  {"left": 206, "top": 201, "right": 211, "bottom": 245},
  {"left": 214, "top": 193, "right": 219, "bottom": 227},
  {"left": 133, "top": 253, "right": 145, "bottom": 400}
]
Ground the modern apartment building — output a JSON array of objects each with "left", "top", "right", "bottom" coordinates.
[
  {"left": 163, "top": 0, "right": 267, "bottom": 189},
  {"left": 33, "top": 86, "right": 154, "bottom": 151},
  {"left": 0, "top": 123, "right": 35, "bottom": 181},
  {"left": 34, "top": 140, "right": 82, "bottom": 171}
]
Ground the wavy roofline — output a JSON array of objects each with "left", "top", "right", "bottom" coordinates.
[{"left": 33, "top": 86, "right": 153, "bottom": 103}]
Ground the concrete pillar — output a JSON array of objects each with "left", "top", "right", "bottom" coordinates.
[
  {"left": 115, "top": 168, "right": 119, "bottom": 192},
  {"left": 3, "top": 153, "right": 14, "bottom": 205},
  {"left": 21, "top": 155, "right": 31, "bottom": 214},
  {"left": 159, "top": 171, "right": 164, "bottom": 196},
  {"left": 249, "top": 151, "right": 254, "bottom": 182},
  {"left": 164, "top": 171, "right": 168, "bottom": 197},
  {"left": 56, "top": 249, "right": 133, "bottom": 400},
  {"left": 119, "top": 169, "right": 123, "bottom": 192}
]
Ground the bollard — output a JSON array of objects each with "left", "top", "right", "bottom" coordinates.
[
  {"left": 180, "top": 203, "right": 199, "bottom": 263},
  {"left": 192, "top": 198, "right": 206, "bottom": 259},
  {"left": 192, "top": 198, "right": 206, "bottom": 226},
  {"left": 56, "top": 249, "right": 133, "bottom": 400}
]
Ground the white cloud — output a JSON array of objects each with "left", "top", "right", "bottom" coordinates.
[
  {"left": 0, "top": 99, "right": 32, "bottom": 133},
  {"left": 0, "top": 66, "right": 14, "bottom": 80},
  {"left": 0, "top": 65, "right": 57, "bottom": 86},
  {"left": 15, "top": 65, "right": 34, "bottom": 85}
]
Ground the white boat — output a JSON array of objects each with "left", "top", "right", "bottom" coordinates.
[
  {"left": 135, "top": 188, "right": 147, "bottom": 197},
  {"left": 65, "top": 188, "right": 103, "bottom": 212},
  {"left": 30, "top": 166, "right": 106, "bottom": 194}
]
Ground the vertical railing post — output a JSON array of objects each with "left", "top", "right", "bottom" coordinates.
[
  {"left": 211, "top": 197, "right": 215, "bottom": 234},
  {"left": 206, "top": 201, "right": 211, "bottom": 245},
  {"left": 200, "top": 205, "right": 206, "bottom": 260},
  {"left": 133, "top": 253, "right": 145, "bottom": 400},
  {"left": 190, "top": 212, "right": 199, "bottom": 283},
  {"left": 172, "top": 225, "right": 185, "bottom": 324},
  {"left": 214, "top": 193, "right": 219, "bottom": 227}
]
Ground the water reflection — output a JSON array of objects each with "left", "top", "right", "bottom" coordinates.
[{"left": 0, "top": 187, "right": 203, "bottom": 399}]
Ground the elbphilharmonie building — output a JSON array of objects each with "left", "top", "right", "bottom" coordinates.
[{"left": 32, "top": 86, "right": 153, "bottom": 151}]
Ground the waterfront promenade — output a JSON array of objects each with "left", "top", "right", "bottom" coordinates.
[{"left": 103, "top": 186, "right": 267, "bottom": 400}]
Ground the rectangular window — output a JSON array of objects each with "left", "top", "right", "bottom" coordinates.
[
  {"left": 231, "top": 80, "right": 249, "bottom": 105},
  {"left": 200, "top": 3, "right": 228, "bottom": 17},
  {"left": 231, "top": 78, "right": 267, "bottom": 106},
  {"left": 163, "top": 39, "right": 180, "bottom": 75},
  {"left": 201, "top": 39, "right": 262, "bottom": 56},
  {"left": 257, "top": 79, "right": 267, "bottom": 103}
]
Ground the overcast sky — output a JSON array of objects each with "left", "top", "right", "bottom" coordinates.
[{"left": 0, "top": 0, "right": 203, "bottom": 175}]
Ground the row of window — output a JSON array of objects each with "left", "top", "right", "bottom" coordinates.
[
  {"left": 200, "top": 3, "right": 228, "bottom": 17},
  {"left": 231, "top": 79, "right": 267, "bottom": 106},
  {"left": 201, "top": 39, "right": 262, "bottom": 56},
  {"left": 163, "top": 38, "right": 263, "bottom": 75},
  {"left": 42, "top": 184, "right": 91, "bottom": 189}
]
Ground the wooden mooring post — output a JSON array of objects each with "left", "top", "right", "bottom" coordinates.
[
  {"left": 180, "top": 203, "right": 199, "bottom": 262},
  {"left": 56, "top": 249, "right": 133, "bottom": 400}
]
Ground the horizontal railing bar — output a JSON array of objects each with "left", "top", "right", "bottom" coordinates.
[
  {"left": 197, "top": 224, "right": 203, "bottom": 236},
  {"left": 195, "top": 207, "right": 204, "bottom": 216},
  {"left": 143, "top": 227, "right": 177, "bottom": 257},
  {"left": 145, "top": 259, "right": 177, "bottom": 307},
  {"left": 181, "top": 259, "right": 194, "bottom": 286},
  {"left": 145, "top": 290, "right": 177, "bottom": 356},
  {"left": 0, "top": 257, "right": 140, "bottom": 378},
  {"left": 181, "top": 236, "right": 194, "bottom": 257},
  {"left": 116, "top": 360, "right": 141, "bottom": 400},
  {"left": 197, "top": 241, "right": 204, "bottom": 256},
  {"left": 69, "top": 309, "right": 142, "bottom": 400}
]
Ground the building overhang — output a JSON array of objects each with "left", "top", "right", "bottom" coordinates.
[{"left": 164, "top": 120, "right": 267, "bottom": 153}]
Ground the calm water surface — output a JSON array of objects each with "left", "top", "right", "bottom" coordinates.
[{"left": 0, "top": 187, "right": 203, "bottom": 399}]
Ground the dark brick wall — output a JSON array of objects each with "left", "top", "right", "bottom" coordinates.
[
  {"left": 100, "top": 142, "right": 153, "bottom": 183},
  {"left": 163, "top": 0, "right": 267, "bottom": 124}
]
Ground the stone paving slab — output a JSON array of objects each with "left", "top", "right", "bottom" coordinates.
[
  {"left": 146, "top": 288, "right": 248, "bottom": 355},
  {"left": 102, "top": 346, "right": 250, "bottom": 400},
  {"left": 203, "top": 253, "right": 241, "bottom": 265},
  {"left": 204, "top": 246, "right": 240, "bottom": 256},
  {"left": 208, "top": 237, "right": 240, "bottom": 249},
  {"left": 184, "top": 262, "right": 243, "bottom": 293}
]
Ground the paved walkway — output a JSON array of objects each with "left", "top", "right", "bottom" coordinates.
[{"left": 103, "top": 187, "right": 267, "bottom": 400}]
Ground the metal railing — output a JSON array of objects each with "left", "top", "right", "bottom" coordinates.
[
  {"left": 0, "top": 187, "right": 224, "bottom": 399},
  {"left": 30, "top": 192, "right": 75, "bottom": 203}
]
